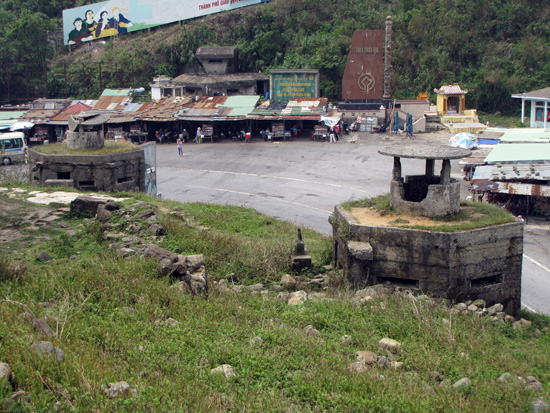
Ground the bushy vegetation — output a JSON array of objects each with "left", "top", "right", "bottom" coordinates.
[
  {"left": 1, "top": 0, "right": 549, "bottom": 114},
  {"left": 0, "top": 189, "right": 549, "bottom": 410}
]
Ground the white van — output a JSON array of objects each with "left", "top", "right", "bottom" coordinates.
[{"left": 0, "top": 132, "right": 27, "bottom": 165}]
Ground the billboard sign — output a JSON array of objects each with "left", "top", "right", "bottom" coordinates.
[
  {"left": 270, "top": 70, "right": 319, "bottom": 103},
  {"left": 342, "top": 30, "right": 384, "bottom": 100},
  {"left": 63, "top": 0, "right": 270, "bottom": 45}
]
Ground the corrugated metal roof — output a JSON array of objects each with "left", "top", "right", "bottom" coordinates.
[
  {"left": 177, "top": 95, "right": 259, "bottom": 120},
  {"left": 458, "top": 148, "right": 493, "bottom": 165},
  {"left": 512, "top": 87, "right": 550, "bottom": 100},
  {"left": 137, "top": 97, "right": 193, "bottom": 122},
  {"left": 484, "top": 143, "right": 550, "bottom": 163},
  {"left": 491, "top": 182, "right": 550, "bottom": 196},
  {"left": 18, "top": 109, "right": 62, "bottom": 124},
  {"left": 0, "top": 111, "right": 27, "bottom": 126},
  {"left": 473, "top": 164, "right": 550, "bottom": 181},
  {"left": 499, "top": 128, "right": 550, "bottom": 142},
  {"left": 49, "top": 102, "right": 93, "bottom": 124},
  {"left": 434, "top": 85, "right": 468, "bottom": 95},
  {"left": 101, "top": 89, "right": 133, "bottom": 97},
  {"left": 108, "top": 102, "right": 155, "bottom": 123}
]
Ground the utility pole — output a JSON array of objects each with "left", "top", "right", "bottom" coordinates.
[
  {"left": 4, "top": 65, "right": 11, "bottom": 103},
  {"left": 64, "top": 63, "right": 68, "bottom": 98},
  {"left": 25, "top": 63, "right": 30, "bottom": 102}
]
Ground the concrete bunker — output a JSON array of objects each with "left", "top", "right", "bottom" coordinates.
[
  {"left": 28, "top": 113, "right": 148, "bottom": 193},
  {"left": 330, "top": 144, "right": 523, "bottom": 317}
]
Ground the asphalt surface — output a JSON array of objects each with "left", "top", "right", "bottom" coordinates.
[{"left": 156, "top": 133, "right": 550, "bottom": 315}]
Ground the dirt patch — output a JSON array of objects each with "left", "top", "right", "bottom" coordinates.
[{"left": 350, "top": 206, "right": 479, "bottom": 227}]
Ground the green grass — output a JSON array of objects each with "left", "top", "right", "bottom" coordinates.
[
  {"left": 478, "top": 112, "right": 524, "bottom": 128},
  {"left": 32, "top": 140, "right": 140, "bottom": 156},
  {"left": 0, "top": 188, "right": 548, "bottom": 411}
]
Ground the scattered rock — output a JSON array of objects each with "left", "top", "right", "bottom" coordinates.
[
  {"left": 210, "top": 364, "right": 237, "bottom": 379},
  {"left": 36, "top": 252, "right": 51, "bottom": 262},
  {"left": 0, "top": 362, "right": 10, "bottom": 383},
  {"left": 532, "top": 397, "right": 549, "bottom": 412},
  {"left": 70, "top": 196, "right": 107, "bottom": 217},
  {"left": 505, "top": 315, "right": 515, "bottom": 323},
  {"left": 155, "top": 317, "right": 180, "bottom": 327},
  {"left": 348, "top": 362, "right": 368, "bottom": 374},
  {"left": 526, "top": 376, "right": 544, "bottom": 392},
  {"left": 249, "top": 336, "right": 262, "bottom": 346},
  {"left": 471, "top": 299, "right": 486, "bottom": 308},
  {"left": 147, "top": 223, "right": 165, "bottom": 236},
  {"left": 95, "top": 204, "right": 113, "bottom": 223},
  {"left": 391, "top": 361, "right": 404, "bottom": 369},
  {"left": 430, "top": 371, "right": 444, "bottom": 382},
  {"left": 488, "top": 303, "right": 504, "bottom": 316},
  {"left": 280, "top": 274, "right": 297, "bottom": 290},
  {"left": 453, "top": 377, "right": 472, "bottom": 388},
  {"left": 341, "top": 335, "right": 352, "bottom": 346},
  {"left": 513, "top": 318, "right": 532, "bottom": 331},
  {"left": 245, "top": 284, "right": 264, "bottom": 292},
  {"left": 19, "top": 312, "right": 56, "bottom": 338},
  {"left": 497, "top": 372, "right": 513, "bottom": 383},
  {"left": 104, "top": 381, "right": 138, "bottom": 399},
  {"left": 31, "top": 341, "right": 64, "bottom": 363},
  {"left": 303, "top": 325, "right": 322, "bottom": 337},
  {"left": 377, "top": 356, "right": 390, "bottom": 369},
  {"left": 379, "top": 338, "right": 402, "bottom": 353},
  {"left": 287, "top": 291, "right": 308, "bottom": 306},
  {"left": 356, "top": 351, "right": 378, "bottom": 365},
  {"left": 216, "top": 279, "right": 231, "bottom": 293}
]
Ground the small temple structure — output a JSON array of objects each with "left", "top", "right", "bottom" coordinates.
[{"left": 434, "top": 84, "right": 486, "bottom": 134}]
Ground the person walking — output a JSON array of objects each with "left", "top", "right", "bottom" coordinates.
[
  {"left": 196, "top": 127, "right": 202, "bottom": 144},
  {"left": 177, "top": 138, "right": 183, "bottom": 157}
]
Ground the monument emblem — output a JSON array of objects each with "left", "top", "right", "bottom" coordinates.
[{"left": 358, "top": 73, "right": 375, "bottom": 93}]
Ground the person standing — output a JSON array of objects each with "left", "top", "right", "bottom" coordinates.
[
  {"left": 177, "top": 138, "right": 183, "bottom": 157},
  {"left": 196, "top": 127, "right": 202, "bottom": 144},
  {"left": 329, "top": 127, "right": 336, "bottom": 143}
]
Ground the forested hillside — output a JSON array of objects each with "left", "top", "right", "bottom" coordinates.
[{"left": 1, "top": 0, "right": 549, "bottom": 115}]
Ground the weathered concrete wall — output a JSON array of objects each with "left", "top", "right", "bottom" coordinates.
[
  {"left": 330, "top": 205, "right": 523, "bottom": 317},
  {"left": 390, "top": 176, "right": 461, "bottom": 217},
  {"left": 28, "top": 149, "right": 145, "bottom": 193},
  {"left": 66, "top": 131, "right": 105, "bottom": 150}
]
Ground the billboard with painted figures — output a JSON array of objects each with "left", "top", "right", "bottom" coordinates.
[{"left": 63, "top": 0, "right": 270, "bottom": 45}]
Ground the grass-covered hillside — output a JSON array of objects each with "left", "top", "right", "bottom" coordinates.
[{"left": 0, "top": 186, "right": 549, "bottom": 411}]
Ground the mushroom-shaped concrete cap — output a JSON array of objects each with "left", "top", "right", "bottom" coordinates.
[{"left": 378, "top": 144, "right": 471, "bottom": 160}]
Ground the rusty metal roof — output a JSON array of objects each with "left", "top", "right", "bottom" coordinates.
[
  {"left": 137, "top": 97, "right": 194, "bottom": 122},
  {"left": 93, "top": 89, "right": 133, "bottom": 110},
  {"left": 248, "top": 98, "right": 327, "bottom": 121},
  {"left": 49, "top": 102, "right": 93, "bottom": 125},
  {"left": 491, "top": 181, "right": 550, "bottom": 197},
  {"left": 18, "top": 109, "right": 62, "bottom": 124},
  {"left": 473, "top": 164, "right": 550, "bottom": 182},
  {"left": 107, "top": 102, "right": 155, "bottom": 124},
  {"left": 178, "top": 95, "right": 259, "bottom": 121}
]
